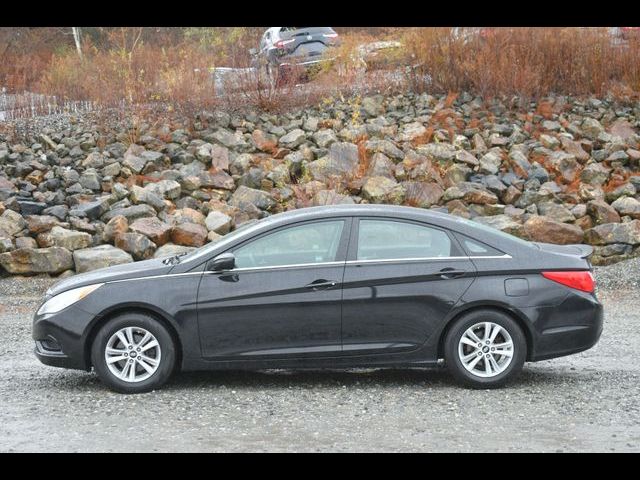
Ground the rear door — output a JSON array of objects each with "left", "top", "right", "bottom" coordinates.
[{"left": 341, "top": 217, "right": 477, "bottom": 355}]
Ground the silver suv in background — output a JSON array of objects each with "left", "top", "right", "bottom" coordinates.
[{"left": 250, "top": 27, "right": 340, "bottom": 85}]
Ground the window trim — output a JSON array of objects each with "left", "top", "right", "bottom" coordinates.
[
  {"left": 221, "top": 217, "right": 352, "bottom": 272},
  {"left": 347, "top": 217, "right": 467, "bottom": 263}
]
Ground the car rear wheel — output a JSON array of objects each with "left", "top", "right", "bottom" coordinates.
[
  {"left": 444, "top": 310, "right": 526, "bottom": 388},
  {"left": 91, "top": 313, "right": 176, "bottom": 394}
]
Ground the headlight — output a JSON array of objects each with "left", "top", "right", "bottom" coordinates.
[{"left": 37, "top": 284, "right": 104, "bottom": 316}]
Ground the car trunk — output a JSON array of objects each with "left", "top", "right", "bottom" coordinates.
[
  {"left": 278, "top": 27, "right": 334, "bottom": 61},
  {"left": 532, "top": 242, "right": 594, "bottom": 268}
]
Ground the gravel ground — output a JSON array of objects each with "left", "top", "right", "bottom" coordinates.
[{"left": 0, "top": 259, "right": 639, "bottom": 452}]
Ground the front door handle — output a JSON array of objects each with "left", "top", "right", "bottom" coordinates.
[
  {"left": 305, "top": 279, "right": 338, "bottom": 290},
  {"left": 439, "top": 268, "right": 466, "bottom": 280}
]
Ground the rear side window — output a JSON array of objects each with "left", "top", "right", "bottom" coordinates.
[
  {"left": 356, "top": 219, "right": 452, "bottom": 261},
  {"left": 459, "top": 235, "right": 505, "bottom": 257}
]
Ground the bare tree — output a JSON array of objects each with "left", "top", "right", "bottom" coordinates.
[{"left": 72, "top": 27, "right": 83, "bottom": 59}]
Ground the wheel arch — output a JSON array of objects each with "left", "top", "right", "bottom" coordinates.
[
  {"left": 83, "top": 304, "right": 184, "bottom": 372},
  {"left": 437, "top": 303, "right": 535, "bottom": 361}
]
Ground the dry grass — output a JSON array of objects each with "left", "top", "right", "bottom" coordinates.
[{"left": 2, "top": 27, "right": 640, "bottom": 120}]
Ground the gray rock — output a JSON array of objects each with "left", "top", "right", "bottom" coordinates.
[
  {"left": 205, "top": 211, "right": 233, "bottom": 235},
  {"left": 102, "top": 204, "right": 157, "bottom": 223},
  {"left": 40, "top": 226, "right": 93, "bottom": 251},
  {"left": 0, "top": 247, "right": 73, "bottom": 274},
  {"left": 73, "top": 245, "right": 134, "bottom": 273},
  {"left": 279, "top": 129, "right": 306, "bottom": 149},
  {"left": 229, "top": 185, "right": 276, "bottom": 211},
  {"left": 153, "top": 243, "right": 196, "bottom": 259}
]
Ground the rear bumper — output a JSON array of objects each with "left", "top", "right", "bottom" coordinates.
[{"left": 526, "top": 291, "right": 604, "bottom": 361}]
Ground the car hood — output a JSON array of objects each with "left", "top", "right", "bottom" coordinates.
[{"left": 46, "top": 258, "right": 173, "bottom": 297}]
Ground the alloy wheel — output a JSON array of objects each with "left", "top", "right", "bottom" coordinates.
[
  {"left": 457, "top": 322, "right": 514, "bottom": 378},
  {"left": 104, "top": 327, "right": 162, "bottom": 383}
]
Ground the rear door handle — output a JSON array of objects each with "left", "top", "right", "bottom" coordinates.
[
  {"left": 439, "top": 268, "right": 466, "bottom": 280},
  {"left": 305, "top": 279, "right": 338, "bottom": 290}
]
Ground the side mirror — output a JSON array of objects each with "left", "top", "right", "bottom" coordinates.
[
  {"left": 249, "top": 48, "right": 257, "bottom": 56},
  {"left": 207, "top": 252, "right": 236, "bottom": 272}
]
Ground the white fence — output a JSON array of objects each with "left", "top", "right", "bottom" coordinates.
[{"left": 0, "top": 89, "right": 96, "bottom": 121}]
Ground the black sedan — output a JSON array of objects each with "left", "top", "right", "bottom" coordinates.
[{"left": 33, "top": 205, "right": 603, "bottom": 393}]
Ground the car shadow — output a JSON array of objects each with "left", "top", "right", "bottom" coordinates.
[
  {"left": 36, "top": 364, "right": 599, "bottom": 393},
  {"left": 160, "top": 364, "right": 588, "bottom": 392}
]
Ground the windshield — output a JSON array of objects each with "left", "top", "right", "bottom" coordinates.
[{"left": 179, "top": 219, "right": 262, "bottom": 265}]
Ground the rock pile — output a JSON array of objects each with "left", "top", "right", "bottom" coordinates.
[{"left": 1, "top": 91, "right": 640, "bottom": 275}]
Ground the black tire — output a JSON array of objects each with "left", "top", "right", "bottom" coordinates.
[
  {"left": 443, "top": 309, "right": 526, "bottom": 389},
  {"left": 91, "top": 313, "right": 176, "bottom": 394}
]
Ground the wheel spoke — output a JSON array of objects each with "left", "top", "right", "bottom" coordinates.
[
  {"left": 488, "top": 354, "right": 501, "bottom": 372},
  {"left": 489, "top": 325, "right": 502, "bottom": 343},
  {"left": 493, "top": 348, "right": 513, "bottom": 358},
  {"left": 462, "top": 351, "right": 479, "bottom": 362},
  {"left": 460, "top": 336, "right": 478, "bottom": 348},
  {"left": 483, "top": 322, "right": 493, "bottom": 341},
  {"left": 466, "top": 354, "right": 483, "bottom": 371},
  {"left": 140, "top": 340, "right": 159, "bottom": 353},
  {"left": 493, "top": 341, "right": 513, "bottom": 349},
  {"left": 119, "top": 361, "right": 131, "bottom": 380},
  {"left": 106, "top": 347, "right": 126, "bottom": 356},
  {"left": 128, "top": 361, "right": 137, "bottom": 381},
  {"left": 106, "top": 355, "right": 127, "bottom": 364},
  {"left": 137, "top": 357, "right": 156, "bottom": 374},
  {"left": 136, "top": 332, "right": 152, "bottom": 348},
  {"left": 467, "top": 330, "right": 483, "bottom": 344},
  {"left": 139, "top": 354, "right": 159, "bottom": 367},
  {"left": 116, "top": 331, "right": 130, "bottom": 348},
  {"left": 484, "top": 356, "right": 493, "bottom": 375}
]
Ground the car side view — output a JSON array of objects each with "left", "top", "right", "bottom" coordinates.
[{"left": 33, "top": 205, "right": 603, "bottom": 393}]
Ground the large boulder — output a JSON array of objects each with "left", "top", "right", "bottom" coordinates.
[
  {"left": 523, "top": 215, "right": 584, "bottom": 245},
  {"left": 73, "top": 245, "right": 133, "bottom": 273},
  {"left": 308, "top": 142, "right": 359, "bottom": 181},
  {"left": 205, "top": 211, "right": 233, "bottom": 235},
  {"left": 611, "top": 196, "right": 640, "bottom": 219},
  {"left": 38, "top": 226, "right": 93, "bottom": 251},
  {"left": 115, "top": 232, "right": 157, "bottom": 260},
  {"left": 129, "top": 217, "right": 172, "bottom": 246},
  {"left": 229, "top": 185, "right": 276, "bottom": 211},
  {"left": 587, "top": 200, "right": 621, "bottom": 225},
  {"left": 474, "top": 215, "right": 526, "bottom": 237},
  {"left": 102, "top": 204, "right": 157, "bottom": 223},
  {"left": 362, "top": 176, "right": 405, "bottom": 204},
  {"left": 584, "top": 220, "right": 640, "bottom": 245},
  {"left": 402, "top": 181, "right": 444, "bottom": 208},
  {"left": 171, "top": 222, "right": 208, "bottom": 247},
  {"left": 0, "top": 247, "right": 73, "bottom": 274},
  {"left": 0, "top": 210, "right": 26, "bottom": 238}
]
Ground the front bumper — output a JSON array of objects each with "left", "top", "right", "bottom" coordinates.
[{"left": 32, "top": 305, "right": 96, "bottom": 371}]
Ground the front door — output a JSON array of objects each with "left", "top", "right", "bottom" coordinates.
[
  {"left": 341, "top": 218, "right": 476, "bottom": 354},
  {"left": 197, "top": 218, "right": 350, "bottom": 359}
]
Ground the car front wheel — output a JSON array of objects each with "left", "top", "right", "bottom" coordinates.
[
  {"left": 444, "top": 310, "right": 526, "bottom": 388},
  {"left": 91, "top": 313, "right": 176, "bottom": 394}
]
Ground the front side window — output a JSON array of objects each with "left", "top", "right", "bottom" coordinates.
[
  {"left": 234, "top": 221, "right": 344, "bottom": 269},
  {"left": 357, "top": 219, "right": 452, "bottom": 261}
]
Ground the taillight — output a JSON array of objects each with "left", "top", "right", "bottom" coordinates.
[
  {"left": 322, "top": 33, "right": 339, "bottom": 39},
  {"left": 275, "top": 39, "right": 295, "bottom": 49},
  {"left": 541, "top": 271, "right": 595, "bottom": 293}
]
